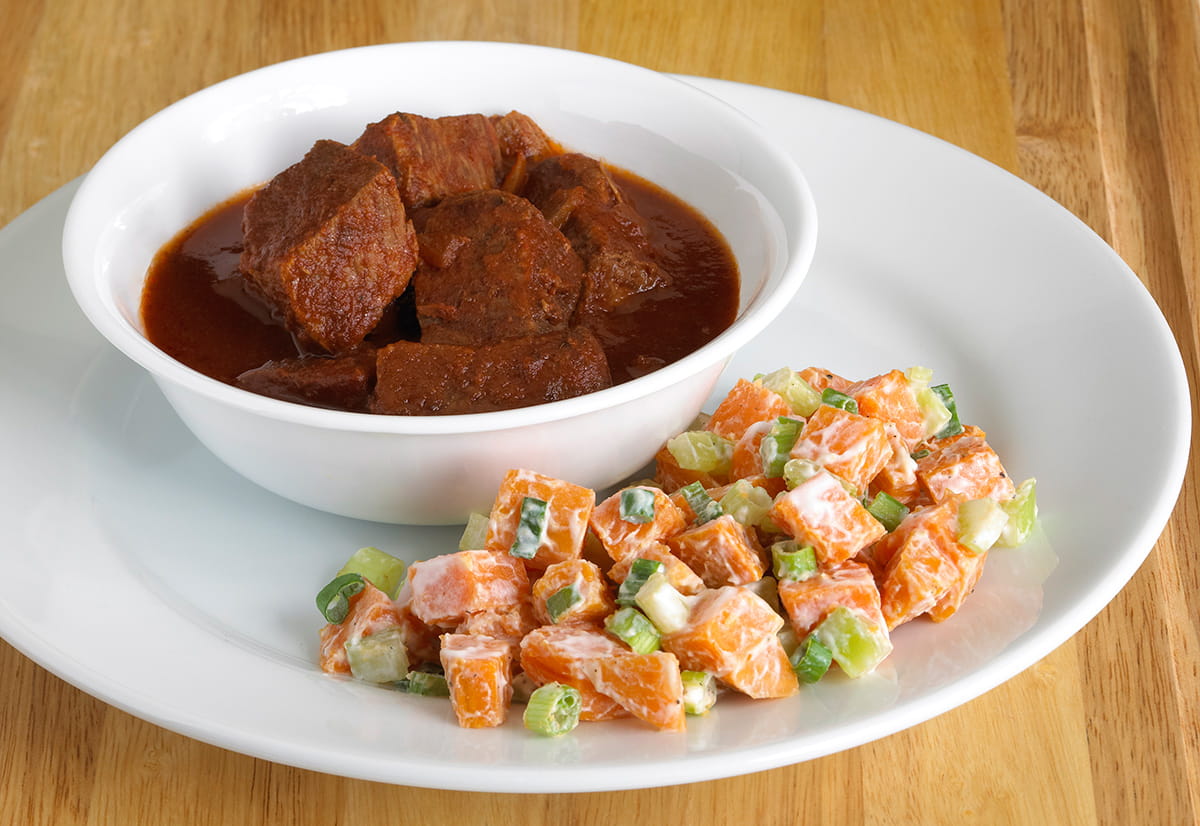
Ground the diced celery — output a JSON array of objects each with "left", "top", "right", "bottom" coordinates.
[
  {"left": 605, "top": 606, "right": 662, "bottom": 654},
  {"left": 718, "top": 479, "right": 774, "bottom": 529},
  {"left": 930, "top": 383, "right": 963, "bottom": 438},
  {"left": 757, "top": 367, "right": 822, "bottom": 417},
  {"left": 957, "top": 497, "right": 1008, "bottom": 554},
  {"left": 680, "top": 481, "right": 723, "bottom": 524},
  {"left": 337, "top": 546, "right": 406, "bottom": 599},
  {"left": 812, "top": 606, "right": 893, "bottom": 679},
  {"left": 509, "top": 496, "right": 548, "bottom": 559},
  {"left": 789, "top": 634, "right": 833, "bottom": 684},
  {"left": 905, "top": 365, "right": 934, "bottom": 390},
  {"left": 915, "top": 386, "right": 953, "bottom": 439},
  {"left": 666, "top": 431, "right": 734, "bottom": 476},
  {"left": 782, "top": 457, "right": 823, "bottom": 489},
  {"left": 998, "top": 478, "right": 1038, "bottom": 548},
  {"left": 821, "top": 387, "right": 859, "bottom": 414},
  {"left": 681, "top": 670, "right": 718, "bottom": 715},
  {"left": 546, "top": 583, "right": 583, "bottom": 624},
  {"left": 771, "top": 540, "right": 818, "bottom": 581},
  {"left": 759, "top": 416, "right": 805, "bottom": 478},
  {"left": 458, "top": 512, "right": 491, "bottom": 551},
  {"left": 634, "top": 571, "right": 692, "bottom": 634},
  {"left": 524, "top": 683, "right": 582, "bottom": 736},
  {"left": 344, "top": 628, "right": 409, "bottom": 684},
  {"left": 316, "top": 573, "right": 365, "bottom": 624},
  {"left": 617, "top": 557, "right": 665, "bottom": 606},
  {"left": 865, "top": 492, "right": 909, "bottom": 533},
  {"left": 400, "top": 670, "right": 450, "bottom": 697},
  {"left": 619, "top": 487, "right": 657, "bottom": 524}
]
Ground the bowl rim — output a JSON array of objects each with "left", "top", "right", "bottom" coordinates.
[{"left": 62, "top": 41, "right": 818, "bottom": 435}]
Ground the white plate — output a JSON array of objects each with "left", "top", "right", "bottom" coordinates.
[{"left": 0, "top": 77, "right": 1189, "bottom": 792}]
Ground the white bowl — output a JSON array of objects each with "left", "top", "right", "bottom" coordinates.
[{"left": 62, "top": 42, "right": 817, "bottom": 524}]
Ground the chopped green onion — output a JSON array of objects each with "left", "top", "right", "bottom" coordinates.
[
  {"left": 337, "top": 546, "right": 406, "bottom": 599},
  {"left": 617, "top": 557, "right": 665, "bottom": 606},
  {"left": 509, "top": 496, "right": 548, "bottom": 559},
  {"left": 911, "top": 448, "right": 931, "bottom": 460},
  {"left": 316, "top": 572, "right": 365, "bottom": 624},
  {"left": 604, "top": 606, "right": 662, "bottom": 654},
  {"left": 956, "top": 497, "right": 1008, "bottom": 554},
  {"left": 717, "top": 479, "right": 774, "bottom": 529},
  {"left": 619, "top": 488, "right": 657, "bottom": 524},
  {"left": 545, "top": 583, "right": 584, "bottom": 624},
  {"left": 998, "top": 478, "right": 1038, "bottom": 547},
  {"left": 344, "top": 627, "right": 410, "bottom": 684},
  {"left": 865, "top": 492, "right": 909, "bottom": 532},
  {"left": 399, "top": 670, "right": 450, "bottom": 697},
  {"left": 821, "top": 387, "right": 859, "bottom": 414},
  {"left": 930, "top": 383, "right": 963, "bottom": 438},
  {"left": 812, "top": 606, "right": 893, "bottom": 679},
  {"left": 524, "top": 683, "right": 582, "bottom": 736},
  {"left": 782, "top": 457, "right": 823, "bottom": 489},
  {"left": 634, "top": 571, "right": 692, "bottom": 634},
  {"left": 789, "top": 635, "right": 833, "bottom": 684},
  {"left": 679, "top": 481, "right": 723, "bottom": 523},
  {"left": 760, "top": 416, "right": 804, "bottom": 478},
  {"left": 458, "top": 512, "right": 491, "bottom": 551},
  {"left": 666, "top": 431, "right": 734, "bottom": 475},
  {"left": 756, "top": 367, "right": 822, "bottom": 417},
  {"left": 771, "top": 540, "right": 818, "bottom": 581},
  {"left": 681, "top": 670, "right": 718, "bottom": 715}
]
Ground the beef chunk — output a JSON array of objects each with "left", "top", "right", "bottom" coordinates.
[
  {"left": 236, "top": 352, "right": 375, "bottom": 411},
  {"left": 490, "top": 111, "right": 557, "bottom": 193},
  {"left": 371, "top": 328, "right": 611, "bottom": 415},
  {"left": 410, "top": 189, "right": 584, "bottom": 346},
  {"left": 352, "top": 113, "right": 503, "bottom": 208},
  {"left": 240, "top": 140, "right": 418, "bottom": 355}
]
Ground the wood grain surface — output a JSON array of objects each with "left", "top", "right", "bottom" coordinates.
[{"left": 1, "top": 1, "right": 1196, "bottom": 823}]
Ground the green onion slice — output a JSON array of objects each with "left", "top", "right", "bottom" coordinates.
[
  {"left": 789, "top": 635, "right": 833, "bottom": 684},
  {"left": 910, "top": 448, "right": 932, "bottom": 460},
  {"left": 681, "top": 670, "right": 718, "bottom": 715},
  {"left": 679, "top": 481, "right": 723, "bottom": 524},
  {"left": 865, "top": 492, "right": 910, "bottom": 532},
  {"left": 316, "top": 572, "right": 365, "bottom": 624},
  {"left": 617, "top": 557, "right": 665, "bottom": 606},
  {"left": 337, "top": 546, "right": 406, "bottom": 599},
  {"left": 510, "top": 496, "right": 548, "bottom": 559},
  {"left": 545, "top": 582, "right": 584, "bottom": 624},
  {"left": 771, "top": 540, "right": 818, "bottom": 581},
  {"left": 930, "top": 383, "right": 963, "bottom": 438},
  {"left": 399, "top": 670, "right": 450, "bottom": 697},
  {"left": 458, "top": 512, "right": 491, "bottom": 551},
  {"left": 524, "top": 683, "right": 583, "bottom": 736},
  {"left": 821, "top": 388, "right": 859, "bottom": 414},
  {"left": 760, "top": 416, "right": 805, "bottom": 478},
  {"left": 604, "top": 606, "right": 662, "bottom": 654},
  {"left": 619, "top": 488, "right": 657, "bottom": 524}
]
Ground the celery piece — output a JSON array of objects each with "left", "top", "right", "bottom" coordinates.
[
  {"left": 666, "top": 430, "right": 734, "bottom": 476},
  {"left": 998, "top": 478, "right": 1038, "bottom": 548},
  {"left": 619, "top": 487, "right": 657, "bottom": 524},
  {"left": 910, "top": 447, "right": 931, "bottom": 460},
  {"left": 782, "top": 457, "right": 823, "bottom": 489},
  {"left": 821, "top": 388, "right": 859, "bottom": 415},
  {"left": 772, "top": 540, "right": 818, "bottom": 581},
  {"left": 957, "top": 497, "right": 1008, "bottom": 554},
  {"left": 865, "top": 492, "right": 909, "bottom": 533},
  {"left": 757, "top": 367, "right": 822, "bottom": 417},
  {"left": 546, "top": 583, "right": 583, "bottom": 624},
  {"left": 400, "top": 670, "right": 450, "bottom": 697},
  {"left": 316, "top": 573, "right": 365, "bottom": 624},
  {"left": 789, "top": 634, "right": 833, "bottom": 684},
  {"left": 524, "top": 683, "right": 583, "bottom": 736},
  {"left": 759, "top": 416, "right": 805, "bottom": 478},
  {"left": 337, "top": 546, "right": 406, "bottom": 599},
  {"left": 345, "top": 627, "right": 409, "bottom": 684},
  {"left": 605, "top": 606, "right": 662, "bottom": 654},
  {"left": 634, "top": 571, "right": 692, "bottom": 633},
  {"left": 509, "top": 496, "right": 548, "bottom": 559},
  {"left": 680, "top": 481, "right": 723, "bottom": 524},
  {"left": 458, "top": 512, "right": 491, "bottom": 551},
  {"left": 905, "top": 365, "right": 934, "bottom": 390},
  {"left": 915, "top": 386, "right": 953, "bottom": 439},
  {"left": 930, "top": 383, "right": 963, "bottom": 438},
  {"left": 681, "top": 670, "right": 718, "bottom": 715},
  {"left": 718, "top": 479, "right": 774, "bottom": 529},
  {"left": 812, "top": 606, "right": 893, "bottom": 679},
  {"left": 617, "top": 557, "right": 665, "bottom": 606}
]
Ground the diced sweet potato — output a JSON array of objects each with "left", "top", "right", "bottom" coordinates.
[
  {"left": 666, "top": 514, "right": 768, "bottom": 588},
  {"left": 870, "top": 422, "right": 921, "bottom": 505},
  {"left": 798, "top": 367, "right": 854, "bottom": 393},
  {"left": 405, "top": 549, "right": 530, "bottom": 628},
  {"left": 485, "top": 470, "right": 596, "bottom": 571},
  {"left": 455, "top": 599, "right": 539, "bottom": 660},
  {"left": 440, "top": 633, "right": 514, "bottom": 728},
  {"left": 531, "top": 559, "right": 615, "bottom": 625},
  {"left": 318, "top": 580, "right": 403, "bottom": 675},
  {"left": 848, "top": 369, "right": 925, "bottom": 449},
  {"left": 769, "top": 471, "right": 887, "bottom": 566},
  {"left": 916, "top": 425, "right": 1016, "bottom": 504},
  {"left": 393, "top": 578, "right": 443, "bottom": 666},
  {"left": 876, "top": 503, "right": 963, "bottom": 629},
  {"left": 605, "top": 542, "right": 706, "bottom": 596},
  {"left": 777, "top": 558, "right": 886, "bottom": 637},
  {"left": 705, "top": 379, "right": 792, "bottom": 442},
  {"left": 730, "top": 420, "right": 774, "bottom": 480},
  {"left": 589, "top": 486, "right": 687, "bottom": 562},
  {"left": 518, "top": 624, "right": 630, "bottom": 721},
  {"left": 584, "top": 652, "right": 686, "bottom": 732},
  {"left": 790, "top": 404, "right": 893, "bottom": 493}
]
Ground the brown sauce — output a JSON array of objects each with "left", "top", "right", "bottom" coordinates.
[{"left": 141, "top": 165, "right": 739, "bottom": 409}]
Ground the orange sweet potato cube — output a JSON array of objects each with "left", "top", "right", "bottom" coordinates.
[
  {"left": 455, "top": 599, "right": 539, "bottom": 661},
  {"left": 870, "top": 422, "right": 921, "bottom": 505},
  {"left": 777, "top": 558, "right": 886, "bottom": 637},
  {"left": 440, "top": 633, "right": 514, "bottom": 729},
  {"left": 877, "top": 502, "right": 965, "bottom": 629},
  {"left": 485, "top": 469, "right": 596, "bottom": 571},
  {"left": 666, "top": 514, "right": 768, "bottom": 588},
  {"left": 519, "top": 624, "right": 630, "bottom": 721},
  {"left": 406, "top": 549, "right": 530, "bottom": 628},
  {"left": 589, "top": 486, "right": 687, "bottom": 562},
  {"left": 848, "top": 369, "right": 926, "bottom": 449},
  {"left": 768, "top": 471, "right": 887, "bottom": 566},
  {"left": 929, "top": 547, "right": 989, "bottom": 623},
  {"left": 654, "top": 445, "right": 723, "bottom": 493},
  {"left": 790, "top": 404, "right": 893, "bottom": 493},
  {"left": 798, "top": 367, "right": 854, "bottom": 393},
  {"left": 393, "top": 580, "right": 443, "bottom": 666},
  {"left": 318, "top": 580, "right": 403, "bottom": 675},
  {"left": 606, "top": 542, "right": 706, "bottom": 595},
  {"left": 915, "top": 426, "right": 1015, "bottom": 504},
  {"left": 586, "top": 652, "right": 687, "bottom": 732},
  {"left": 705, "top": 378, "right": 792, "bottom": 442},
  {"left": 531, "top": 559, "right": 615, "bottom": 625},
  {"left": 729, "top": 420, "right": 773, "bottom": 479}
]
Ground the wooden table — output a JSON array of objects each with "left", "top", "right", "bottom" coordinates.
[{"left": 2, "top": 1, "right": 1196, "bottom": 823}]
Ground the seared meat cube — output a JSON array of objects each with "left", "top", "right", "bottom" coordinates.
[
  {"left": 411, "top": 189, "right": 584, "bottom": 346},
  {"left": 240, "top": 139, "right": 418, "bottom": 355},
  {"left": 371, "top": 328, "right": 611, "bottom": 415},
  {"left": 522, "top": 153, "right": 670, "bottom": 318},
  {"left": 490, "top": 110, "right": 557, "bottom": 193},
  {"left": 353, "top": 113, "right": 503, "bottom": 208},
  {"left": 236, "top": 352, "right": 375, "bottom": 411}
]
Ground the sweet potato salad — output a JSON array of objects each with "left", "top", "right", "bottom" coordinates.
[{"left": 314, "top": 365, "right": 1037, "bottom": 735}]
